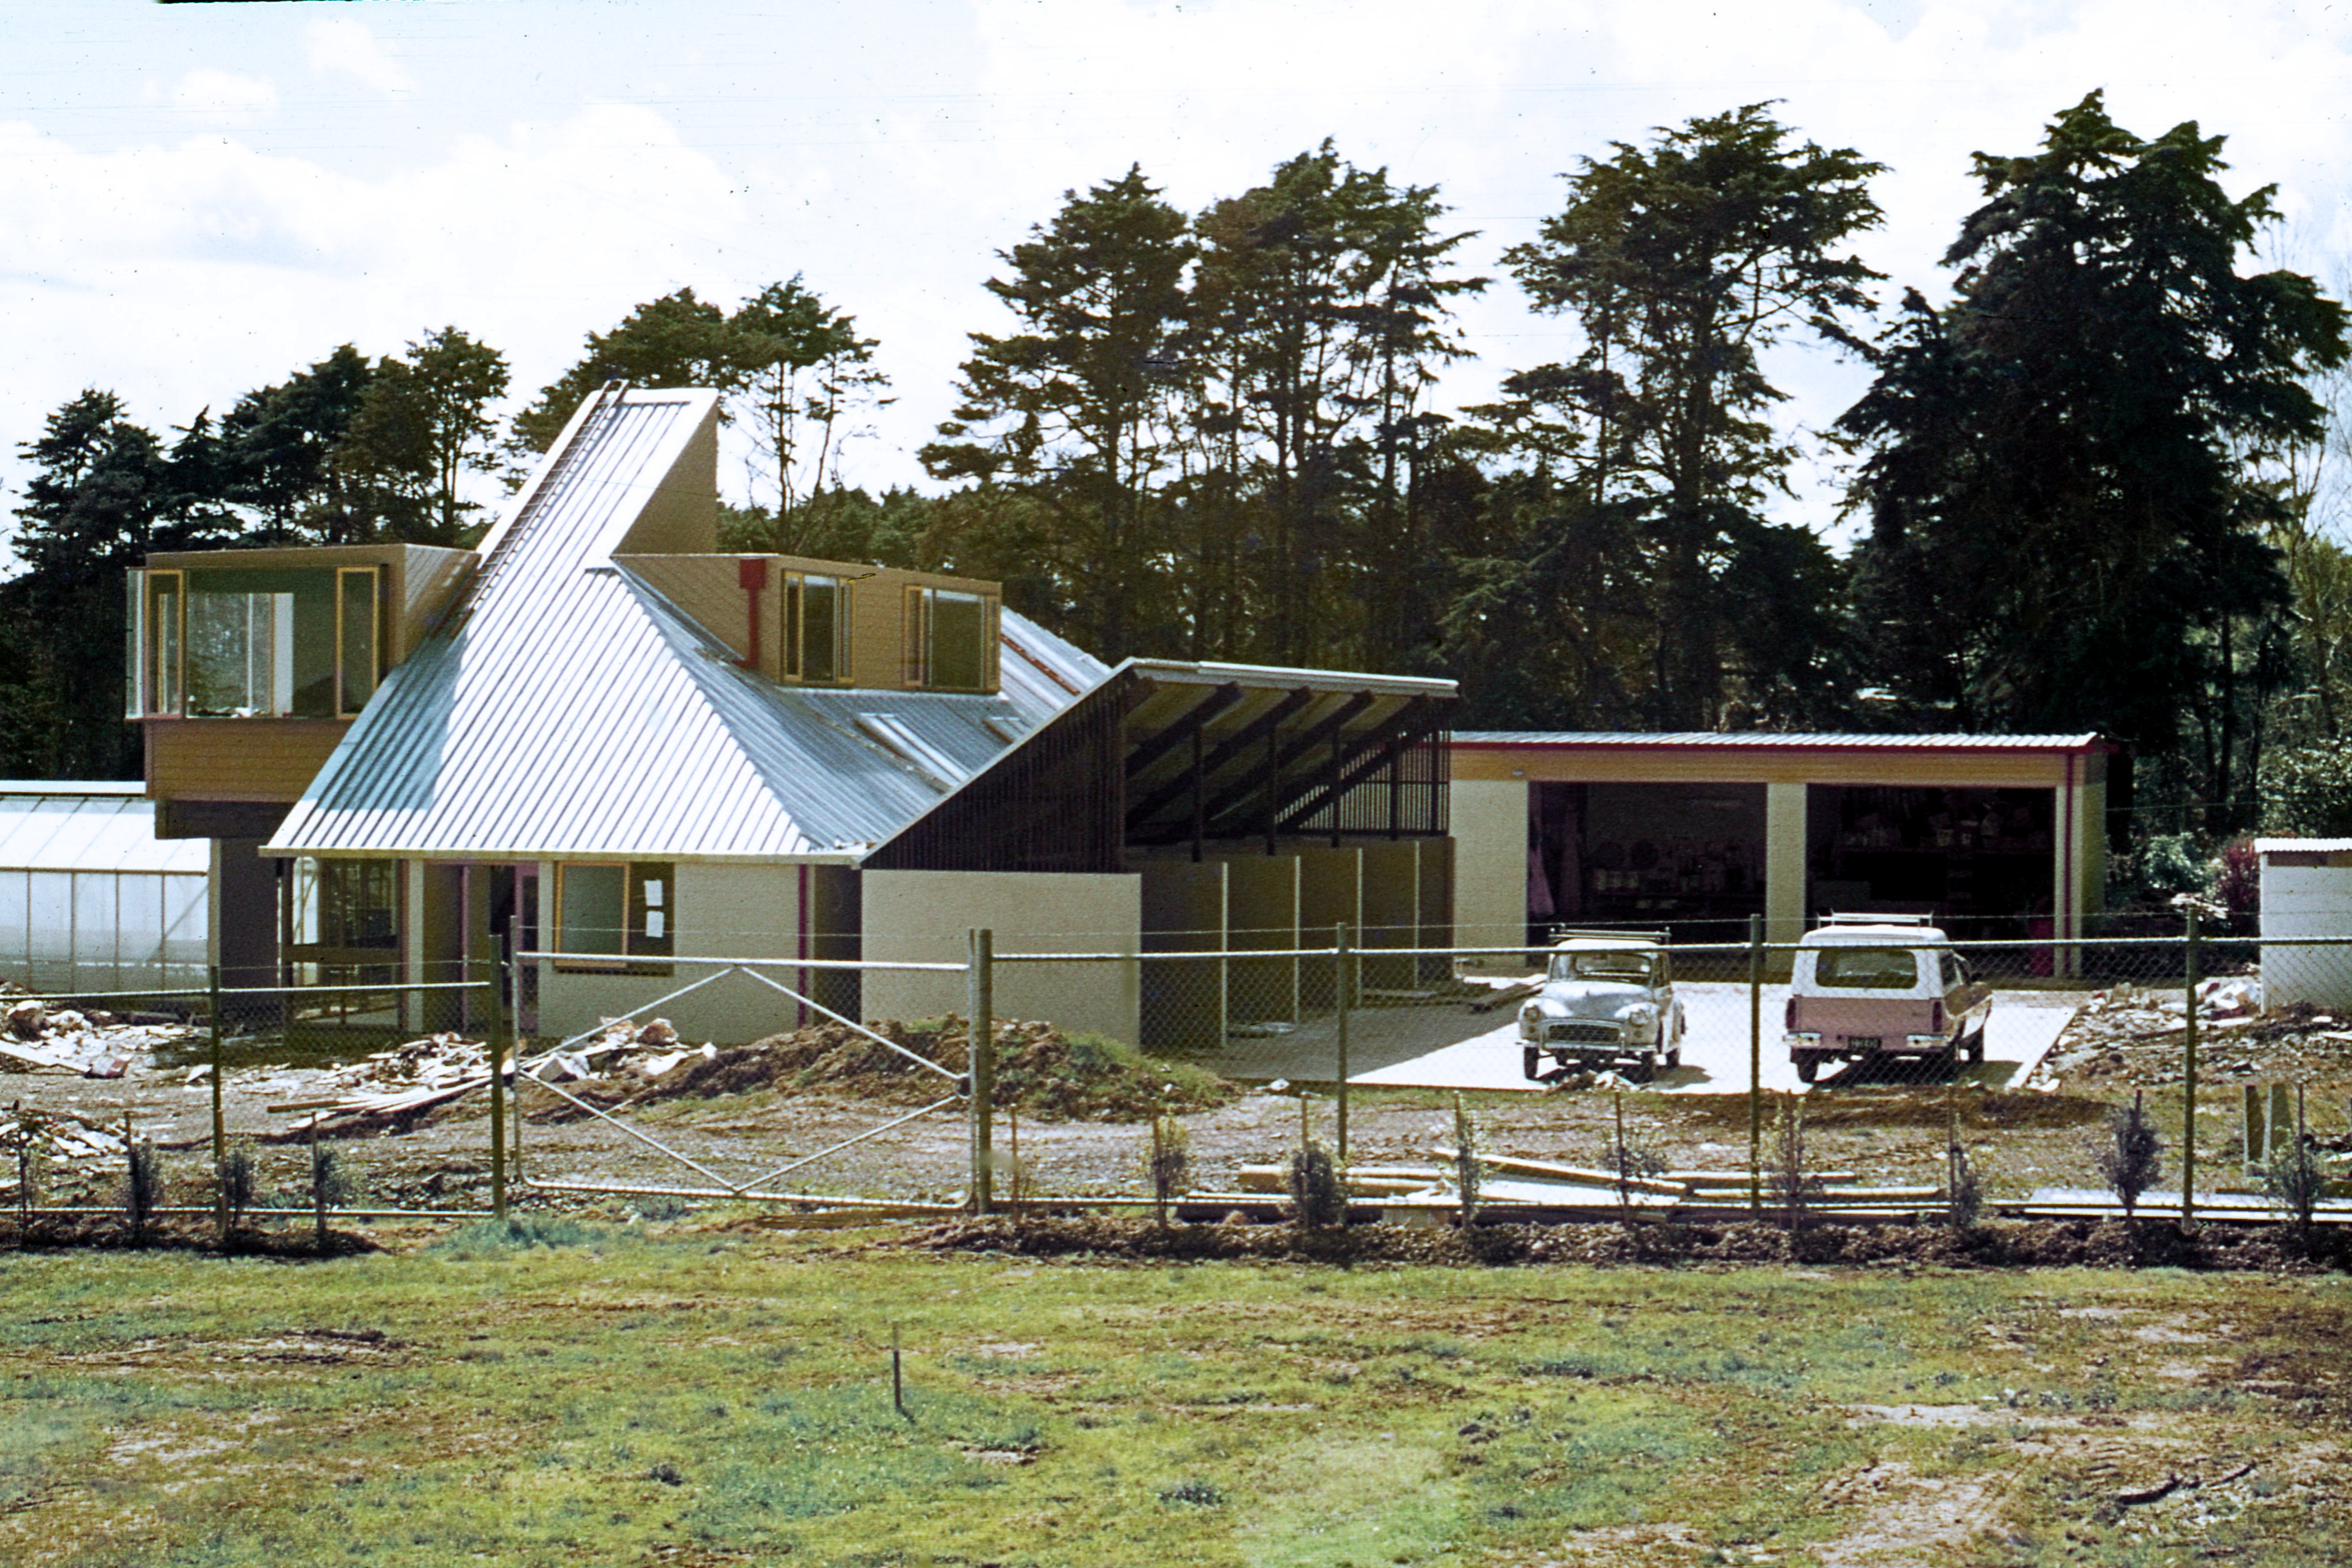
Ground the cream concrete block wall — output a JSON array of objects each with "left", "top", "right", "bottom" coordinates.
[
  {"left": 1452, "top": 778, "right": 1527, "bottom": 967},
  {"left": 535, "top": 861, "right": 804, "bottom": 1044},
  {"left": 1765, "top": 782, "right": 1808, "bottom": 947},
  {"left": 862, "top": 870, "right": 1142, "bottom": 1045}
]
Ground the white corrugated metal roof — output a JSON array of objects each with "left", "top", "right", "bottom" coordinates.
[
  {"left": 1455, "top": 730, "right": 2102, "bottom": 750},
  {"left": 2256, "top": 839, "right": 2352, "bottom": 855},
  {"left": 265, "top": 388, "right": 1101, "bottom": 863},
  {"left": 0, "top": 792, "right": 208, "bottom": 875}
]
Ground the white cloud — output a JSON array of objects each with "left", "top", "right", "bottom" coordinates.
[
  {"left": 306, "top": 16, "right": 414, "bottom": 99},
  {"left": 0, "top": 104, "right": 740, "bottom": 522},
  {"left": 167, "top": 69, "right": 278, "bottom": 127}
]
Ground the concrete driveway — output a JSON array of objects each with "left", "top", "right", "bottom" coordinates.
[{"left": 1211, "top": 978, "right": 2078, "bottom": 1095}]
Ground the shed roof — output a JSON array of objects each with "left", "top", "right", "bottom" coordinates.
[
  {"left": 265, "top": 387, "right": 1106, "bottom": 864},
  {"left": 0, "top": 791, "right": 208, "bottom": 875},
  {"left": 2255, "top": 839, "right": 2352, "bottom": 855},
  {"left": 1455, "top": 731, "right": 2103, "bottom": 752}
]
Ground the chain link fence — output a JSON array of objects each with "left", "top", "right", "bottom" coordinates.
[{"left": 7, "top": 920, "right": 2350, "bottom": 1235}]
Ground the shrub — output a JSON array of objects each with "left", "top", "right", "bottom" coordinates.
[
  {"left": 1607, "top": 1096, "right": 1666, "bottom": 1222},
  {"left": 1945, "top": 1136, "right": 1982, "bottom": 1230},
  {"left": 217, "top": 1146, "right": 258, "bottom": 1230},
  {"left": 2094, "top": 1091, "right": 2164, "bottom": 1219},
  {"left": 2262, "top": 741, "right": 2352, "bottom": 839},
  {"left": 1145, "top": 1114, "right": 1189, "bottom": 1227},
  {"left": 2264, "top": 1131, "right": 2329, "bottom": 1245},
  {"left": 1452, "top": 1093, "right": 1481, "bottom": 1224},
  {"left": 2214, "top": 838, "right": 2260, "bottom": 928},
  {"left": 1289, "top": 1139, "right": 1345, "bottom": 1231},
  {"left": 122, "top": 1138, "right": 165, "bottom": 1243},
  {"left": 1767, "top": 1098, "right": 1814, "bottom": 1233},
  {"left": 310, "top": 1141, "right": 358, "bottom": 1250}
]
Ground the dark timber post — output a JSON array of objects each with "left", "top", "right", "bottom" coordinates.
[
  {"left": 1328, "top": 731, "right": 1343, "bottom": 849},
  {"left": 1334, "top": 921, "right": 1351, "bottom": 1163},
  {"left": 209, "top": 962, "right": 226, "bottom": 1234},
  {"left": 1190, "top": 726, "right": 1205, "bottom": 864},
  {"left": 2182, "top": 906, "right": 2200, "bottom": 1228},
  {"left": 1748, "top": 913, "right": 1763, "bottom": 1214},
  {"left": 969, "top": 927, "right": 994, "bottom": 1216},
  {"left": 207, "top": 963, "right": 225, "bottom": 1164},
  {"left": 1263, "top": 725, "right": 1280, "bottom": 856},
  {"left": 490, "top": 942, "right": 508, "bottom": 1222}
]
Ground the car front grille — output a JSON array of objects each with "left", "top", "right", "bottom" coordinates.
[{"left": 1546, "top": 1021, "right": 1621, "bottom": 1046}]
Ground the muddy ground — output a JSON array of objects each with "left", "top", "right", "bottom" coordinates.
[
  {"left": 4, "top": 971, "right": 2349, "bottom": 1219},
  {"left": 0, "top": 1033, "right": 2277, "bottom": 1219}
]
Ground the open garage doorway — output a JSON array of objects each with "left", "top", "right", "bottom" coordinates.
[
  {"left": 1807, "top": 785, "right": 2054, "bottom": 938},
  {"left": 1528, "top": 782, "right": 1766, "bottom": 943}
]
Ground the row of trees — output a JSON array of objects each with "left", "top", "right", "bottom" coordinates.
[{"left": 11, "top": 92, "right": 2352, "bottom": 842}]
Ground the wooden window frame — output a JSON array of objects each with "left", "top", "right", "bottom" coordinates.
[
  {"left": 902, "top": 584, "right": 928, "bottom": 687},
  {"left": 143, "top": 568, "right": 186, "bottom": 718},
  {"left": 907, "top": 585, "right": 988, "bottom": 693},
  {"left": 782, "top": 573, "right": 803, "bottom": 680},
  {"left": 553, "top": 860, "right": 675, "bottom": 974}
]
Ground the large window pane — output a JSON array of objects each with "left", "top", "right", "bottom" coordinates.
[
  {"left": 801, "top": 577, "right": 838, "bottom": 683},
  {"left": 149, "top": 573, "right": 183, "bottom": 716},
  {"left": 339, "top": 568, "right": 379, "bottom": 713},
  {"left": 929, "top": 590, "right": 984, "bottom": 690},
  {"left": 185, "top": 568, "right": 336, "bottom": 716},
  {"left": 559, "top": 864, "right": 627, "bottom": 955},
  {"left": 289, "top": 858, "right": 399, "bottom": 951}
]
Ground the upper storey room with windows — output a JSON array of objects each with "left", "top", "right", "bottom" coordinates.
[{"left": 128, "top": 386, "right": 1030, "bottom": 840}]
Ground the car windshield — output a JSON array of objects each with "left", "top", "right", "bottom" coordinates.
[
  {"left": 1551, "top": 950, "right": 1658, "bottom": 984},
  {"left": 1813, "top": 947, "right": 1922, "bottom": 990}
]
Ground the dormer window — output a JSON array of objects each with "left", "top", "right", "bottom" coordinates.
[
  {"left": 128, "top": 565, "right": 381, "bottom": 719},
  {"left": 783, "top": 572, "right": 853, "bottom": 684},
  {"left": 902, "top": 585, "right": 997, "bottom": 692}
]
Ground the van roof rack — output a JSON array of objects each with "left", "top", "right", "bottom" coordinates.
[
  {"left": 1821, "top": 911, "right": 1931, "bottom": 926},
  {"left": 1550, "top": 926, "right": 1668, "bottom": 944}
]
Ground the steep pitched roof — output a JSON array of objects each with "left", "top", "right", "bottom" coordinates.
[{"left": 267, "top": 387, "right": 1103, "bottom": 863}]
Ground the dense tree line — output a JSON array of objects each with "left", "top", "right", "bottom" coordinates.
[{"left": 11, "top": 93, "right": 2351, "bottom": 851}]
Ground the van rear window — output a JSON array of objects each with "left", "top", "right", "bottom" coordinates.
[{"left": 1814, "top": 948, "right": 1919, "bottom": 989}]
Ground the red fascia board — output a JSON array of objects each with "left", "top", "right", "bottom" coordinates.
[{"left": 1450, "top": 737, "right": 2113, "bottom": 757}]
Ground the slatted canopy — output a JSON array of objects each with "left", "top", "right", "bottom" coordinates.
[{"left": 865, "top": 660, "right": 1455, "bottom": 874}]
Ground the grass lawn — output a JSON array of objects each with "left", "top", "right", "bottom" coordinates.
[{"left": 1, "top": 1219, "right": 2345, "bottom": 1566}]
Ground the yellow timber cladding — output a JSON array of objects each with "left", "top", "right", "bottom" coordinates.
[
  {"left": 1450, "top": 733, "right": 2108, "bottom": 960},
  {"left": 618, "top": 554, "right": 1001, "bottom": 694}
]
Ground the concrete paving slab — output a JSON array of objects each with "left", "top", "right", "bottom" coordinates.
[{"left": 1215, "top": 979, "right": 2080, "bottom": 1096}]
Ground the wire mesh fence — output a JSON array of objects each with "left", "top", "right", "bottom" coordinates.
[{"left": 7, "top": 920, "right": 2351, "bottom": 1236}]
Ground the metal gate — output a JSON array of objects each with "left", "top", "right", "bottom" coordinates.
[{"left": 502, "top": 939, "right": 993, "bottom": 1210}]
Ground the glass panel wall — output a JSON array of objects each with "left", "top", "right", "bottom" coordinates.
[
  {"left": 131, "top": 564, "right": 382, "bottom": 719},
  {"left": 337, "top": 568, "right": 380, "bottom": 714}
]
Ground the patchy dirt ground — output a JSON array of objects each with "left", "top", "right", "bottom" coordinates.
[{"left": 2, "top": 976, "right": 2344, "bottom": 1219}]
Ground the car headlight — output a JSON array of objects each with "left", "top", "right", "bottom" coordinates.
[
  {"left": 1519, "top": 1002, "right": 1542, "bottom": 1034},
  {"left": 1621, "top": 1003, "right": 1659, "bottom": 1039}
]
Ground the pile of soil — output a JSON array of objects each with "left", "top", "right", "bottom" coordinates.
[
  {"left": 908, "top": 1213, "right": 2352, "bottom": 1272},
  {"left": 574, "top": 1016, "right": 1238, "bottom": 1123}
]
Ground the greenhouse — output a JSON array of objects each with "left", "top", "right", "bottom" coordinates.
[{"left": 0, "top": 783, "right": 208, "bottom": 994}]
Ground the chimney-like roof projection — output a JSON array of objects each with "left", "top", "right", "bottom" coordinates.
[
  {"left": 267, "top": 386, "right": 1107, "bottom": 863},
  {"left": 268, "top": 383, "right": 1454, "bottom": 868}
]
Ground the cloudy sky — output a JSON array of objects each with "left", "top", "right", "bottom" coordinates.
[{"left": 5, "top": 0, "right": 2350, "bottom": 547}]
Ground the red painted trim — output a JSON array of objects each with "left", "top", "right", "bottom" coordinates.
[
  {"left": 1453, "top": 737, "right": 2111, "bottom": 756},
  {"left": 2060, "top": 752, "right": 2076, "bottom": 964},
  {"left": 738, "top": 557, "right": 768, "bottom": 671}
]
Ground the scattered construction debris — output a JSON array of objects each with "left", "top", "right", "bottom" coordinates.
[
  {"left": 0, "top": 993, "right": 190, "bottom": 1079},
  {"left": 2037, "top": 983, "right": 2352, "bottom": 1093}
]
